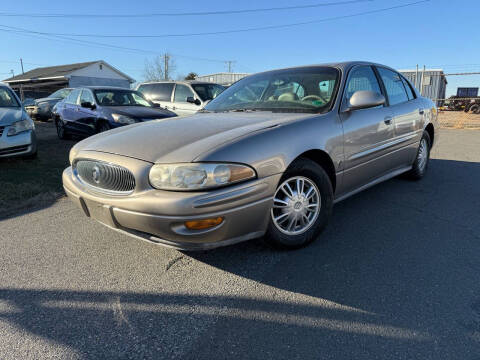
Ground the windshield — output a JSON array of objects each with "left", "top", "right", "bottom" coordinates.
[
  {"left": 191, "top": 84, "right": 226, "bottom": 102},
  {"left": 0, "top": 87, "right": 20, "bottom": 108},
  {"left": 205, "top": 67, "right": 339, "bottom": 113},
  {"left": 49, "top": 88, "right": 72, "bottom": 99},
  {"left": 93, "top": 89, "right": 152, "bottom": 107}
]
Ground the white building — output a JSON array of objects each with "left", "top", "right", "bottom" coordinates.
[
  {"left": 196, "top": 72, "right": 250, "bottom": 86},
  {"left": 4, "top": 60, "right": 134, "bottom": 99}
]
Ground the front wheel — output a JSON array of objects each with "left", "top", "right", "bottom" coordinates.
[
  {"left": 406, "top": 131, "right": 431, "bottom": 180},
  {"left": 265, "top": 158, "right": 333, "bottom": 249},
  {"left": 97, "top": 121, "right": 111, "bottom": 133}
]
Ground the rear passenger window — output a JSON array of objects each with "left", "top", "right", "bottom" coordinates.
[
  {"left": 377, "top": 68, "right": 409, "bottom": 105},
  {"left": 138, "top": 83, "right": 174, "bottom": 102},
  {"left": 344, "top": 66, "right": 382, "bottom": 104},
  {"left": 401, "top": 76, "right": 415, "bottom": 100}
]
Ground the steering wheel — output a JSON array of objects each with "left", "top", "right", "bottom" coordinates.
[{"left": 301, "top": 95, "right": 327, "bottom": 103}]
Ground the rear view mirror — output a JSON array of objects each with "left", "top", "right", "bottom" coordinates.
[
  {"left": 187, "top": 97, "right": 201, "bottom": 106},
  {"left": 346, "top": 91, "right": 385, "bottom": 111}
]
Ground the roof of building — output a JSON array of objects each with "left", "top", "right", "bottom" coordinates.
[{"left": 3, "top": 61, "right": 134, "bottom": 83}]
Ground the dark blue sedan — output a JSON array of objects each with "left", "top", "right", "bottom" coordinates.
[{"left": 53, "top": 86, "right": 176, "bottom": 139}]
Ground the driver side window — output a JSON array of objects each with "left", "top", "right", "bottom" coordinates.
[{"left": 344, "top": 66, "right": 382, "bottom": 105}]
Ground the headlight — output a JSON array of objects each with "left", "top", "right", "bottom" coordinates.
[
  {"left": 112, "top": 114, "right": 136, "bottom": 124},
  {"left": 7, "top": 119, "right": 34, "bottom": 136},
  {"left": 149, "top": 163, "right": 256, "bottom": 190}
]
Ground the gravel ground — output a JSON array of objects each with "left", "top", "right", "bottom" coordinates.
[{"left": 0, "top": 129, "right": 479, "bottom": 359}]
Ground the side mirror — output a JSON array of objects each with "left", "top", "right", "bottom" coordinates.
[
  {"left": 81, "top": 101, "right": 96, "bottom": 110},
  {"left": 345, "top": 91, "right": 385, "bottom": 112},
  {"left": 187, "top": 96, "right": 201, "bottom": 106}
]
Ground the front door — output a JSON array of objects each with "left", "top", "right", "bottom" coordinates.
[
  {"left": 339, "top": 65, "right": 395, "bottom": 194},
  {"left": 172, "top": 84, "right": 201, "bottom": 116},
  {"left": 77, "top": 89, "right": 98, "bottom": 135},
  {"left": 62, "top": 89, "right": 82, "bottom": 133}
]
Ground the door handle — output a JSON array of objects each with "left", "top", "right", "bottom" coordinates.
[
  {"left": 384, "top": 116, "right": 393, "bottom": 125},
  {"left": 419, "top": 109, "right": 425, "bottom": 115}
]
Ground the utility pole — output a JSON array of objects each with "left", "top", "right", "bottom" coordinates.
[
  {"left": 415, "top": 64, "right": 419, "bottom": 89},
  {"left": 20, "top": 58, "right": 24, "bottom": 74},
  {"left": 10, "top": 69, "right": 14, "bottom": 78},
  {"left": 164, "top": 54, "right": 169, "bottom": 80},
  {"left": 225, "top": 60, "right": 235, "bottom": 73},
  {"left": 420, "top": 65, "right": 426, "bottom": 96}
]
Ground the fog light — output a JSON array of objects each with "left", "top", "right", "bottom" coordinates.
[{"left": 185, "top": 217, "right": 223, "bottom": 230}]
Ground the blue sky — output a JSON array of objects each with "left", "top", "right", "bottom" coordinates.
[{"left": 1, "top": 0, "right": 479, "bottom": 96}]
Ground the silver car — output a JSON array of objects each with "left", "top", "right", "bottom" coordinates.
[
  {"left": 136, "top": 81, "right": 226, "bottom": 116},
  {"left": 63, "top": 62, "right": 437, "bottom": 250},
  {"left": 0, "top": 83, "right": 37, "bottom": 159}
]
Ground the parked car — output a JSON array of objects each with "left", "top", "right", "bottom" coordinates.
[
  {"left": 63, "top": 62, "right": 437, "bottom": 250},
  {"left": 0, "top": 83, "right": 37, "bottom": 159},
  {"left": 53, "top": 86, "right": 176, "bottom": 139},
  {"left": 136, "top": 81, "right": 225, "bottom": 116},
  {"left": 25, "top": 88, "right": 73, "bottom": 121}
]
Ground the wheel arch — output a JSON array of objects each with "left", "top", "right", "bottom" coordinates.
[
  {"left": 425, "top": 123, "right": 434, "bottom": 146},
  {"left": 290, "top": 149, "right": 337, "bottom": 192},
  {"left": 95, "top": 118, "right": 111, "bottom": 132}
]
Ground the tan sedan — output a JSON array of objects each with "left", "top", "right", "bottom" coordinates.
[{"left": 63, "top": 61, "right": 438, "bottom": 250}]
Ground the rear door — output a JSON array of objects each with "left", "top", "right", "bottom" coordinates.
[
  {"left": 339, "top": 65, "right": 395, "bottom": 193},
  {"left": 172, "top": 84, "right": 200, "bottom": 115},
  {"left": 375, "top": 67, "right": 424, "bottom": 168}
]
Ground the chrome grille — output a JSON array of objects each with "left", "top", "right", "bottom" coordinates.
[{"left": 74, "top": 159, "right": 135, "bottom": 194}]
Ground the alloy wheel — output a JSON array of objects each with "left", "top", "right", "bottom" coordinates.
[
  {"left": 271, "top": 176, "right": 321, "bottom": 235},
  {"left": 417, "top": 138, "right": 429, "bottom": 171}
]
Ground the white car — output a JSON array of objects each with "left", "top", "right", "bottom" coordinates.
[{"left": 135, "top": 81, "right": 225, "bottom": 116}]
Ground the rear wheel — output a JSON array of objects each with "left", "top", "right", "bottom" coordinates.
[
  {"left": 55, "top": 118, "right": 70, "bottom": 140},
  {"left": 470, "top": 104, "right": 479, "bottom": 114},
  {"left": 406, "top": 131, "right": 431, "bottom": 180},
  {"left": 265, "top": 158, "right": 333, "bottom": 249}
]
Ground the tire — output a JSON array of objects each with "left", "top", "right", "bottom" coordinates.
[
  {"left": 406, "top": 131, "right": 431, "bottom": 180},
  {"left": 264, "top": 158, "right": 333, "bottom": 249},
  {"left": 470, "top": 105, "right": 479, "bottom": 114},
  {"left": 97, "top": 121, "right": 111, "bottom": 133},
  {"left": 55, "top": 118, "right": 70, "bottom": 140}
]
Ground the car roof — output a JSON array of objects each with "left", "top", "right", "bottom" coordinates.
[
  {"left": 253, "top": 61, "right": 398, "bottom": 76},
  {"left": 83, "top": 86, "right": 134, "bottom": 90},
  {"left": 137, "top": 80, "right": 221, "bottom": 86}
]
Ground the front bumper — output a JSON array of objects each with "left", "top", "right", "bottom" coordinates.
[
  {"left": 62, "top": 156, "right": 281, "bottom": 250},
  {"left": 28, "top": 105, "right": 51, "bottom": 120},
  {"left": 0, "top": 129, "right": 37, "bottom": 158}
]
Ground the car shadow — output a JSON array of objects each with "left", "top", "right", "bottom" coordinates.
[{"left": 189, "top": 158, "right": 480, "bottom": 293}]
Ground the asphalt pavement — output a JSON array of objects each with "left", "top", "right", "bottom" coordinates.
[{"left": 0, "top": 129, "right": 479, "bottom": 359}]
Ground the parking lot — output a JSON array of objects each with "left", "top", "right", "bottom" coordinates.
[{"left": 0, "top": 127, "right": 479, "bottom": 359}]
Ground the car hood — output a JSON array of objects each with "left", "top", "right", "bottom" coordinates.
[
  {"left": 0, "top": 108, "right": 23, "bottom": 125},
  {"left": 102, "top": 106, "right": 176, "bottom": 119},
  {"left": 35, "top": 97, "right": 62, "bottom": 104},
  {"left": 77, "top": 112, "right": 316, "bottom": 163}
]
